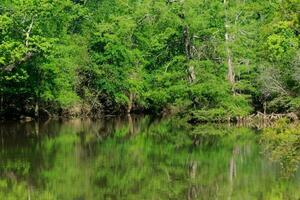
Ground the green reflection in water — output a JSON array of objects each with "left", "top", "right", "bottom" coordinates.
[
  {"left": 261, "top": 119, "right": 300, "bottom": 179},
  {"left": 0, "top": 116, "right": 300, "bottom": 200}
]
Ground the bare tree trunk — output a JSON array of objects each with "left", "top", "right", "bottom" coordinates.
[
  {"left": 188, "top": 65, "right": 196, "bottom": 83},
  {"left": 184, "top": 26, "right": 192, "bottom": 59},
  {"left": 225, "top": 33, "right": 234, "bottom": 85},
  {"left": 184, "top": 26, "right": 196, "bottom": 83},
  {"left": 25, "top": 18, "right": 34, "bottom": 47},
  {"left": 224, "top": 0, "right": 235, "bottom": 90},
  {"left": 263, "top": 101, "right": 267, "bottom": 115}
]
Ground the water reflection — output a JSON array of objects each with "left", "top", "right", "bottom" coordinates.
[
  {"left": 261, "top": 119, "right": 300, "bottom": 179},
  {"left": 0, "top": 116, "right": 299, "bottom": 200}
]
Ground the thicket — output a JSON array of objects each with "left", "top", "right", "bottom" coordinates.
[{"left": 0, "top": 0, "right": 299, "bottom": 121}]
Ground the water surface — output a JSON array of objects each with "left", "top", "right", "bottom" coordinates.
[{"left": 0, "top": 116, "right": 299, "bottom": 199}]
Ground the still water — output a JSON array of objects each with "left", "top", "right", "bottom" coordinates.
[{"left": 0, "top": 116, "right": 299, "bottom": 200}]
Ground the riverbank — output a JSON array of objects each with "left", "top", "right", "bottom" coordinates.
[{"left": 1, "top": 108, "right": 299, "bottom": 125}]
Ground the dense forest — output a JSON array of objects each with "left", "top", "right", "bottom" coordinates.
[{"left": 0, "top": 0, "right": 299, "bottom": 121}]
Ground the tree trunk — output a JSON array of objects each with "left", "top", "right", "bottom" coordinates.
[
  {"left": 225, "top": 32, "right": 234, "bottom": 85},
  {"left": 184, "top": 26, "right": 196, "bottom": 83},
  {"left": 263, "top": 101, "right": 267, "bottom": 115},
  {"left": 224, "top": 0, "right": 235, "bottom": 90},
  {"left": 188, "top": 65, "right": 196, "bottom": 83},
  {"left": 25, "top": 17, "right": 34, "bottom": 47},
  {"left": 184, "top": 26, "right": 192, "bottom": 59}
]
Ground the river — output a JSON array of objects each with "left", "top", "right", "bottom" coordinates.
[{"left": 0, "top": 115, "right": 299, "bottom": 199}]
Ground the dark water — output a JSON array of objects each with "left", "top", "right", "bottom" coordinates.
[{"left": 0, "top": 116, "right": 299, "bottom": 200}]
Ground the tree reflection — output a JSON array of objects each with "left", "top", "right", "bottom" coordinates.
[
  {"left": 261, "top": 119, "right": 300, "bottom": 178},
  {"left": 0, "top": 117, "right": 300, "bottom": 199}
]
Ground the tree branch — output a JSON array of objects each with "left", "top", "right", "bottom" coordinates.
[{"left": 2, "top": 52, "right": 33, "bottom": 72}]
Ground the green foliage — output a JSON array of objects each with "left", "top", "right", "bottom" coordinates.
[
  {"left": 0, "top": 0, "right": 299, "bottom": 120},
  {"left": 0, "top": 0, "right": 87, "bottom": 116}
]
